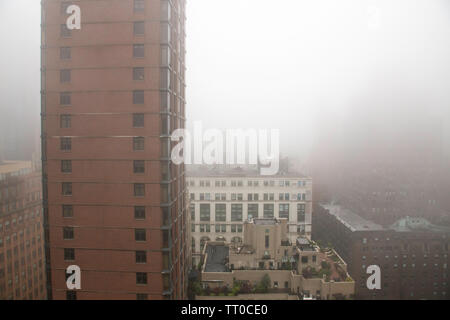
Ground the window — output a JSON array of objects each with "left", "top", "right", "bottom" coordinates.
[
  {"left": 248, "top": 204, "right": 258, "bottom": 219},
  {"left": 62, "top": 183, "right": 72, "bottom": 196},
  {"left": 133, "top": 137, "right": 144, "bottom": 151},
  {"left": 132, "top": 113, "right": 144, "bottom": 128},
  {"left": 63, "top": 205, "right": 73, "bottom": 218},
  {"left": 133, "top": 67, "right": 145, "bottom": 80},
  {"left": 136, "top": 293, "right": 148, "bottom": 300},
  {"left": 133, "top": 90, "right": 144, "bottom": 104},
  {"left": 200, "top": 204, "right": 210, "bottom": 222},
  {"left": 134, "top": 206, "right": 146, "bottom": 220},
  {"left": 66, "top": 291, "right": 77, "bottom": 300},
  {"left": 264, "top": 204, "right": 274, "bottom": 218},
  {"left": 60, "top": 92, "right": 71, "bottom": 105},
  {"left": 60, "top": 69, "right": 71, "bottom": 83},
  {"left": 279, "top": 204, "right": 289, "bottom": 219},
  {"left": 231, "top": 204, "right": 243, "bottom": 222},
  {"left": 134, "top": 184, "right": 145, "bottom": 197},
  {"left": 134, "top": 21, "right": 145, "bottom": 35},
  {"left": 61, "top": 160, "right": 72, "bottom": 173},
  {"left": 135, "top": 229, "right": 146, "bottom": 242},
  {"left": 190, "top": 204, "right": 195, "bottom": 221},
  {"left": 136, "top": 272, "right": 147, "bottom": 285},
  {"left": 60, "top": 114, "right": 71, "bottom": 128},
  {"left": 134, "top": 0, "right": 145, "bottom": 12},
  {"left": 64, "top": 248, "right": 75, "bottom": 261},
  {"left": 60, "top": 137, "right": 72, "bottom": 151},
  {"left": 133, "top": 44, "right": 145, "bottom": 58},
  {"left": 265, "top": 235, "right": 270, "bottom": 248},
  {"left": 215, "top": 204, "right": 226, "bottom": 222},
  {"left": 297, "top": 204, "right": 306, "bottom": 222},
  {"left": 135, "top": 251, "right": 147, "bottom": 264},
  {"left": 60, "top": 47, "right": 71, "bottom": 59},
  {"left": 133, "top": 160, "right": 145, "bottom": 174},
  {"left": 63, "top": 227, "right": 74, "bottom": 240},
  {"left": 60, "top": 24, "right": 71, "bottom": 37}
]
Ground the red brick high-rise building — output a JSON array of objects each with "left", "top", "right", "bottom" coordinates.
[{"left": 41, "top": 0, "right": 188, "bottom": 299}]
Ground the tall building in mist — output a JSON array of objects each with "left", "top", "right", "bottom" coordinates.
[
  {"left": 41, "top": 0, "right": 188, "bottom": 299},
  {"left": 0, "top": 160, "right": 46, "bottom": 300}
]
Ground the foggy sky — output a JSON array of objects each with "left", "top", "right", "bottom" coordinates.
[{"left": 0, "top": 0, "right": 449, "bottom": 162}]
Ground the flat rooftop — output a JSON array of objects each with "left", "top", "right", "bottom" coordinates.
[
  {"left": 0, "top": 161, "right": 32, "bottom": 175},
  {"left": 253, "top": 218, "right": 277, "bottom": 225},
  {"left": 321, "top": 204, "right": 385, "bottom": 232},
  {"left": 390, "top": 217, "right": 450, "bottom": 233},
  {"left": 204, "top": 244, "right": 229, "bottom": 273},
  {"left": 187, "top": 165, "right": 308, "bottom": 179}
]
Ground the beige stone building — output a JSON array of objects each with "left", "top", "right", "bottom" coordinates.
[{"left": 197, "top": 218, "right": 355, "bottom": 300}]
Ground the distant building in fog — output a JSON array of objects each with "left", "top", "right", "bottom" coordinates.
[
  {"left": 313, "top": 203, "right": 449, "bottom": 300},
  {"left": 0, "top": 161, "right": 45, "bottom": 300}
]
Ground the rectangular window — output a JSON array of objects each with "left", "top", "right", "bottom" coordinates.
[
  {"left": 62, "top": 205, "right": 73, "bottom": 218},
  {"left": 61, "top": 160, "right": 72, "bottom": 173},
  {"left": 60, "top": 24, "right": 71, "bottom": 37},
  {"left": 133, "top": 67, "right": 145, "bottom": 80},
  {"left": 133, "top": 137, "right": 144, "bottom": 151},
  {"left": 66, "top": 291, "right": 77, "bottom": 300},
  {"left": 248, "top": 204, "right": 258, "bottom": 219},
  {"left": 134, "top": 21, "right": 145, "bottom": 35},
  {"left": 64, "top": 248, "right": 75, "bottom": 261},
  {"left": 265, "top": 235, "right": 270, "bottom": 248},
  {"left": 61, "top": 137, "right": 72, "bottom": 151},
  {"left": 133, "top": 44, "right": 145, "bottom": 58},
  {"left": 297, "top": 204, "right": 306, "bottom": 222},
  {"left": 190, "top": 204, "right": 195, "bottom": 221},
  {"left": 279, "top": 204, "right": 290, "bottom": 219},
  {"left": 134, "top": 206, "right": 146, "bottom": 220},
  {"left": 133, "top": 90, "right": 145, "bottom": 104},
  {"left": 137, "top": 293, "right": 148, "bottom": 300},
  {"left": 136, "top": 272, "right": 147, "bottom": 284},
  {"left": 60, "top": 69, "right": 71, "bottom": 83},
  {"left": 134, "top": 184, "right": 145, "bottom": 197},
  {"left": 215, "top": 204, "right": 226, "bottom": 222},
  {"left": 133, "top": 160, "right": 145, "bottom": 174},
  {"left": 60, "top": 114, "right": 71, "bottom": 128},
  {"left": 60, "top": 92, "right": 71, "bottom": 105},
  {"left": 135, "top": 229, "right": 146, "bottom": 242},
  {"left": 231, "top": 204, "right": 243, "bottom": 222},
  {"left": 63, "top": 227, "right": 74, "bottom": 240},
  {"left": 200, "top": 204, "right": 210, "bottom": 222},
  {"left": 133, "top": 113, "right": 144, "bottom": 127},
  {"left": 134, "top": 0, "right": 145, "bottom": 12},
  {"left": 135, "top": 251, "right": 147, "bottom": 264},
  {"left": 62, "top": 183, "right": 72, "bottom": 196},
  {"left": 264, "top": 204, "right": 274, "bottom": 218},
  {"left": 60, "top": 47, "right": 71, "bottom": 59}
]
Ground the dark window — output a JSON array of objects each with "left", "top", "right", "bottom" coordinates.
[
  {"left": 133, "top": 160, "right": 145, "bottom": 173},
  {"left": 136, "top": 272, "right": 147, "bottom": 284},
  {"left": 60, "top": 92, "right": 71, "bottom": 105},
  {"left": 248, "top": 204, "right": 259, "bottom": 219},
  {"left": 63, "top": 205, "right": 73, "bottom": 218},
  {"left": 133, "top": 67, "right": 145, "bottom": 80},
  {"left": 133, "top": 44, "right": 145, "bottom": 58},
  {"left": 136, "top": 293, "right": 148, "bottom": 300},
  {"left": 231, "top": 204, "right": 243, "bottom": 222},
  {"left": 279, "top": 204, "right": 289, "bottom": 219},
  {"left": 134, "top": 183, "right": 145, "bottom": 197},
  {"left": 297, "top": 204, "right": 306, "bottom": 222},
  {"left": 61, "top": 137, "right": 72, "bottom": 151},
  {"left": 61, "top": 160, "right": 72, "bottom": 173},
  {"left": 60, "top": 47, "right": 71, "bottom": 59},
  {"left": 133, "top": 137, "right": 144, "bottom": 151},
  {"left": 215, "top": 204, "right": 226, "bottom": 222},
  {"left": 63, "top": 227, "right": 74, "bottom": 240},
  {"left": 265, "top": 235, "right": 270, "bottom": 248},
  {"left": 135, "top": 229, "right": 146, "bottom": 242},
  {"left": 61, "top": 24, "right": 71, "bottom": 37},
  {"left": 60, "top": 69, "right": 71, "bottom": 83},
  {"left": 62, "top": 183, "right": 72, "bottom": 196},
  {"left": 134, "top": 0, "right": 145, "bottom": 12},
  {"left": 133, "top": 90, "right": 144, "bottom": 104},
  {"left": 134, "top": 206, "right": 146, "bottom": 220},
  {"left": 134, "top": 21, "right": 145, "bottom": 35},
  {"left": 133, "top": 113, "right": 144, "bottom": 127},
  {"left": 60, "top": 114, "right": 71, "bottom": 128},
  {"left": 200, "top": 204, "right": 210, "bottom": 222},
  {"left": 64, "top": 248, "right": 75, "bottom": 261},
  {"left": 136, "top": 251, "right": 147, "bottom": 263},
  {"left": 264, "top": 204, "right": 274, "bottom": 218},
  {"left": 66, "top": 291, "right": 77, "bottom": 300}
]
